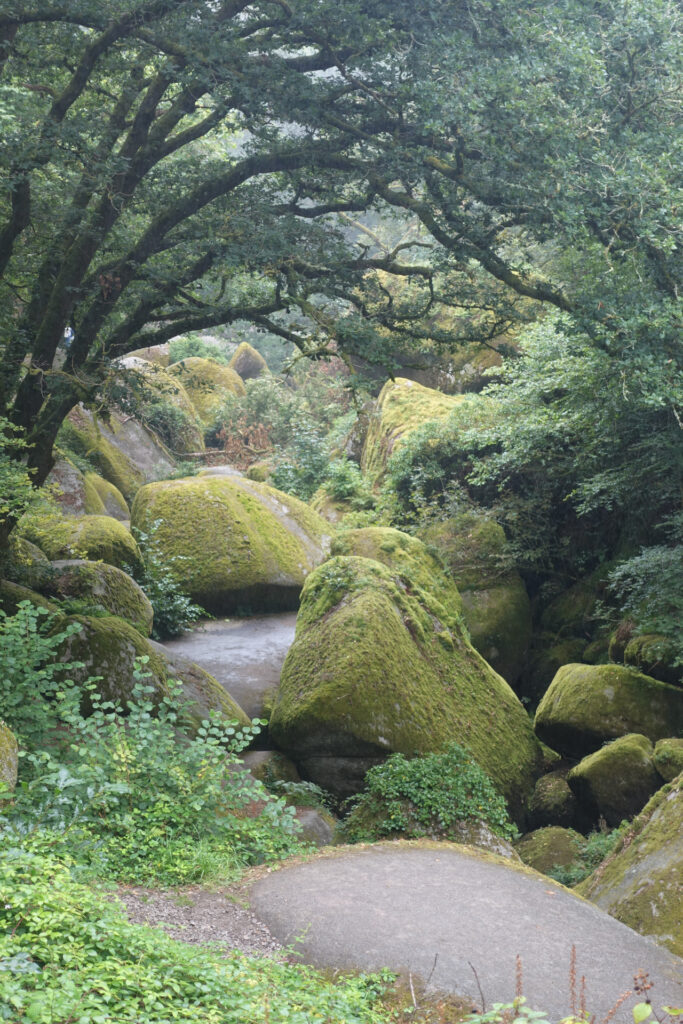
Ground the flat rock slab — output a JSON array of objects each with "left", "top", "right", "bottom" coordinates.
[
  {"left": 250, "top": 843, "right": 683, "bottom": 1021},
  {"left": 162, "top": 614, "right": 296, "bottom": 717}
]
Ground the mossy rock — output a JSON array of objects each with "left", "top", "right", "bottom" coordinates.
[
  {"left": 0, "top": 580, "right": 57, "bottom": 615},
  {"left": 577, "top": 774, "right": 683, "bottom": 956},
  {"left": 246, "top": 462, "right": 271, "bottom": 483},
  {"left": 118, "top": 358, "right": 205, "bottom": 456},
  {"left": 582, "top": 637, "right": 610, "bottom": 665},
  {"left": 534, "top": 664, "right": 683, "bottom": 758},
  {"left": 0, "top": 721, "right": 19, "bottom": 792},
  {"left": 228, "top": 341, "right": 268, "bottom": 380},
  {"left": 567, "top": 734, "right": 660, "bottom": 828},
  {"left": 59, "top": 405, "right": 175, "bottom": 501},
  {"left": 653, "top": 739, "right": 683, "bottom": 783},
  {"left": 127, "top": 343, "right": 171, "bottom": 366},
  {"left": 515, "top": 826, "right": 585, "bottom": 874},
  {"left": 521, "top": 634, "right": 586, "bottom": 704},
  {"left": 330, "top": 527, "right": 463, "bottom": 627},
  {"left": 2, "top": 536, "right": 52, "bottom": 591},
  {"left": 269, "top": 556, "right": 543, "bottom": 820},
  {"left": 19, "top": 513, "right": 142, "bottom": 574},
  {"left": 167, "top": 356, "right": 245, "bottom": 426},
  {"left": 419, "top": 514, "right": 531, "bottom": 685},
  {"left": 48, "top": 560, "right": 153, "bottom": 637},
  {"left": 528, "top": 771, "right": 577, "bottom": 829},
  {"left": 540, "top": 576, "right": 600, "bottom": 637},
  {"left": 608, "top": 620, "right": 636, "bottom": 663},
  {"left": 311, "top": 489, "right": 353, "bottom": 525},
  {"left": 148, "top": 642, "right": 251, "bottom": 728},
  {"left": 47, "top": 458, "right": 93, "bottom": 517},
  {"left": 84, "top": 473, "right": 129, "bottom": 521},
  {"left": 623, "top": 634, "right": 680, "bottom": 687},
  {"left": 131, "top": 475, "right": 330, "bottom": 615},
  {"left": 360, "top": 378, "right": 465, "bottom": 483}
]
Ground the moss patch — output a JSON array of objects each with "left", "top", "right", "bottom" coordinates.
[
  {"left": 269, "top": 555, "right": 542, "bottom": 819},
  {"left": 360, "top": 378, "right": 465, "bottom": 483},
  {"left": 84, "top": 473, "right": 130, "bottom": 521},
  {"left": 653, "top": 738, "right": 683, "bottom": 783},
  {"left": 534, "top": 663, "right": 683, "bottom": 757},
  {"left": 131, "top": 476, "right": 329, "bottom": 614},
  {"left": 515, "top": 826, "right": 585, "bottom": 874},
  {"left": 577, "top": 774, "right": 683, "bottom": 956},
  {"left": 0, "top": 721, "right": 18, "bottom": 792},
  {"left": 567, "top": 734, "right": 659, "bottom": 828},
  {"left": 49, "top": 560, "right": 153, "bottom": 637},
  {"left": 19, "top": 513, "right": 142, "bottom": 574},
  {"left": 167, "top": 356, "right": 245, "bottom": 426}
]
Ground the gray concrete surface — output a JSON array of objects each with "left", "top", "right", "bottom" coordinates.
[{"left": 250, "top": 843, "right": 683, "bottom": 1021}]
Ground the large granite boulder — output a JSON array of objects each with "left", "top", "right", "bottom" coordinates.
[
  {"left": 167, "top": 356, "right": 245, "bottom": 426},
  {"left": 515, "top": 826, "right": 585, "bottom": 875},
  {"left": 269, "top": 555, "right": 542, "bottom": 820},
  {"left": 527, "top": 771, "right": 578, "bottom": 829},
  {"left": 0, "top": 721, "right": 18, "bottom": 792},
  {"left": 61, "top": 614, "right": 249, "bottom": 727},
  {"left": 59, "top": 404, "right": 174, "bottom": 501},
  {"left": 567, "top": 734, "right": 660, "bottom": 828},
  {"left": 419, "top": 514, "right": 531, "bottom": 686},
  {"left": 47, "top": 560, "right": 153, "bottom": 637},
  {"left": 360, "top": 377, "right": 465, "bottom": 483},
  {"left": 534, "top": 664, "right": 683, "bottom": 757},
  {"left": 131, "top": 475, "right": 330, "bottom": 614},
  {"left": 577, "top": 774, "right": 683, "bottom": 957},
  {"left": 47, "top": 458, "right": 130, "bottom": 521},
  {"left": 228, "top": 341, "right": 268, "bottom": 380},
  {"left": 18, "top": 514, "right": 142, "bottom": 574}
]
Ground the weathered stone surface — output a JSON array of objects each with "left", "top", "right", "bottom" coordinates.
[
  {"left": 19, "top": 513, "right": 142, "bottom": 573},
  {"left": 0, "top": 721, "right": 19, "bottom": 792},
  {"left": 528, "top": 771, "right": 577, "bottom": 829},
  {"left": 167, "top": 356, "right": 245, "bottom": 426},
  {"left": 534, "top": 663, "right": 683, "bottom": 757},
  {"left": 84, "top": 473, "right": 129, "bottom": 521},
  {"left": 515, "top": 826, "right": 584, "bottom": 874},
  {"left": 578, "top": 774, "right": 683, "bottom": 957},
  {"left": 360, "top": 377, "right": 465, "bottom": 483},
  {"left": 653, "top": 738, "right": 683, "bottom": 783},
  {"left": 228, "top": 341, "right": 268, "bottom": 380},
  {"left": 48, "top": 559, "right": 153, "bottom": 637},
  {"left": 567, "top": 734, "right": 660, "bottom": 828},
  {"left": 269, "top": 555, "right": 542, "bottom": 819},
  {"left": 131, "top": 475, "right": 330, "bottom": 614}
]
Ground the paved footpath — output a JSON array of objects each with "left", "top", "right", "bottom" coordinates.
[{"left": 250, "top": 843, "right": 683, "bottom": 1022}]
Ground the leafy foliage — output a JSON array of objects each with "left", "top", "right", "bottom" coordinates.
[
  {"left": 0, "top": 844, "right": 394, "bottom": 1023},
  {"left": 168, "top": 335, "right": 230, "bottom": 365},
  {"left": 131, "top": 523, "right": 205, "bottom": 639},
  {"left": 546, "top": 824, "right": 627, "bottom": 888},
  {"left": 342, "top": 744, "right": 516, "bottom": 843}
]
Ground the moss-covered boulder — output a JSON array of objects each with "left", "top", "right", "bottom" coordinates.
[
  {"left": 653, "top": 739, "right": 683, "bottom": 783},
  {"left": 623, "top": 634, "right": 680, "bottom": 687},
  {"left": 167, "top": 356, "right": 245, "bottom": 426},
  {"left": 2, "top": 536, "right": 52, "bottom": 592},
  {"left": 567, "top": 734, "right": 660, "bottom": 828},
  {"left": 59, "top": 405, "right": 174, "bottom": 501},
  {"left": 47, "top": 458, "right": 92, "bottom": 516},
  {"left": 84, "top": 473, "right": 129, "bottom": 521},
  {"left": 534, "top": 664, "right": 683, "bottom": 758},
  {"left": 0, "top": 721, "right": 19, "bottom": 792},
  {"left": 131, "top": 475, "right": 330, "bottom": 614},
  {"left": 269, "top": 556, "right": 543, "bottom": 819},
  {"left": 48, "top": 560, "right": 153, "bottom": 637},
  {"left": 118, "top": 358, "right": 205, "bottom": 456},
  {"left": 228, "top": 341, "right": 268, "bottom": 380},
  {"left": 419, "top": 515, "right": 531, "bottom": 685},
  {"left": 515, "top": 826, "right": 585, "bottom": 875},
  {"left": 19, "top": 514, "right": 142, "bottom": 574},
  {"left": 310, "top": 489, "right": 352, "bottom": 525},
  {"left": 60, "top": 614, "right": 248, "bottom": 726},
  {"left": 330, "top": 527, "right": 463, "bottom": 625},
  {"left": 577, "top": 774, "right": 683, "bottom": 956},
  {"left": 0, "top": 580, "right": 56, "bottom": 615},
  {"left": 528, "top": 771, "right": 577, "bottom": 829},
  {"left": 126, "top": 342, "right": 171, "bottom": 366},
  {"left": 523, "top": 635, "right": 587, "bottom": 704},
  {"left": 360, "top": 378, "right": 465, "bottom": 483}
]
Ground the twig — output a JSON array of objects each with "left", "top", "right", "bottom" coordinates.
[{"left": 469, "top": 961, "right": 486, "bottom": 1013}]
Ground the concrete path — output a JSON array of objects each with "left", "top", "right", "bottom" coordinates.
[
  {"left": 250, "top": 843, "right": 683, "bottom": 1022},
  {"left": 162, "top": 613, "right": 296, "bottom": 717}
]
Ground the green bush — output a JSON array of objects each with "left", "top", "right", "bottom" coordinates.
[
  {"left": 547, "top": 824, "right": 627, "bottom": 887},
  {"left": 342, "top": 743, "right": 516, "bottom": 843},
  {"left": 323, "top": 458, "right": 375, "bottom": 508},
  {"left": 270, "top": 423, "right": 330, "bottom": 501},
  {"left": 0, "top": 844, "right": 393, "bottom": 1023},
  {"left": 168, "top": 335, "right": 230, "bottom": 364},
  {"left": 143, "top": 399, "right": 201, "bottom": 454},
  {"left": 131, "top": 522, "right": 205, "bottom": 639}
]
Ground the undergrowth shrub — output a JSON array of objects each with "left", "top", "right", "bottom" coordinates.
[
  {"left": 0, "top": 844, "right": 393, "bottom": 1023},
  {"left": 546, "top": 824, "right": 627, "bottom": 887},
  {"left": 130, "top": 521, "right": 205, "bottom": 639},
  {"left": 168, "top": 334, "right": 230, "bottom": 364},
  {"left": 342, "top": 743, "right": 515, "bottom": 843}
]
